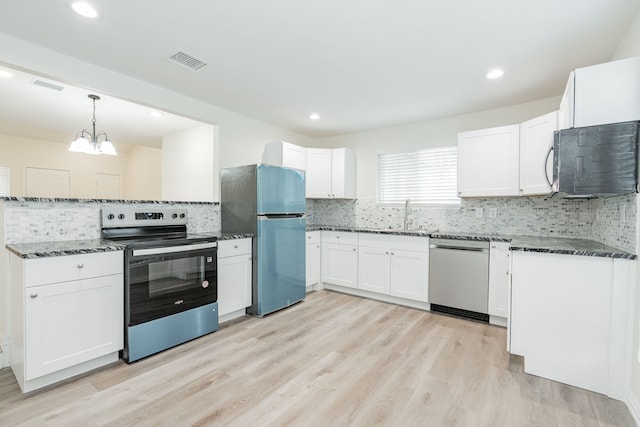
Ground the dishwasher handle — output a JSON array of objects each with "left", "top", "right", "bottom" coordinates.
[{"left": 429, "top": 243, "right": 489, "bottom": 253}]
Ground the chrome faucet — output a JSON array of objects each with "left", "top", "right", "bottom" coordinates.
[{"left": 403, "top": 198, "right": 412, "bottom": 230}]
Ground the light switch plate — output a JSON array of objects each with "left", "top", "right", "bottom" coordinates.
[{"left": 475, "top": 208, "right": 484, "bottom": 218}]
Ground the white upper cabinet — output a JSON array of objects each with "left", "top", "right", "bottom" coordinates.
[
  {"left": 518, "top": 111, "right": 557, "bottom": 196},
  {"left": 306, "top": 147, "right": 356, "bottom": 199},
  {"left": 559, "top": 57, "right": 640, "bottom": 129},
  {"left": 458, "top": 125, "right": 520, "bottom": 197},
  {"left": 262, "top": 141, "right": 307, "bottom": 170}
]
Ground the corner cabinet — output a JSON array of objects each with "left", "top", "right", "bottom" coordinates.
[
  {"left": 10, "top": 251, "right": 124, "bottom": 393},
  {"left": 306, "top": 148, "right": 356, "bottom": 199},
  {"left": 457, "top": 125, "right": 520, "bottom": 197},
  {"left": 305, "top": 231, "right": 321, "bottom": 291},
  {"left": 262, "top": 141, "right": 307, "bottom": 170},
  {"left": 217, "top": 238, "right": 252, "bottom": 322}
]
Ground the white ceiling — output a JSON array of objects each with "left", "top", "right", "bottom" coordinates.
[{"left": 0, "top": 0, "right": 638, "bottom": 143}]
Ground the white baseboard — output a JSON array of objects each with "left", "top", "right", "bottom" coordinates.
[{"left": 628, "top": 391, "right": 640, "bottom": 427}]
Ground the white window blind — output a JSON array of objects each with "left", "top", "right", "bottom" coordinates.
[
  {"left": 378, "top": 147, "right": 460, "bottom": 206},
  {"left": 0, "top": 166, "right": 9, "bottom": 197}
]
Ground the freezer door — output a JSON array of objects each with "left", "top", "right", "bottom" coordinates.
[
  {"left": 253, "top": 216, "right": 306, "bottom": 315},
  {"left": 256, "top": 164, "right": 306, "bottom": 214}
]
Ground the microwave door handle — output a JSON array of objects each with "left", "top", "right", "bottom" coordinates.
[{"left": 544, "top": 144, "right": 554, "bottom": 187}]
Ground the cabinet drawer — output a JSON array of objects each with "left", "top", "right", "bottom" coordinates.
[
  {"left": 24, "top": 251, "right": 123, "bottom": 287},
  {"left": 321, "top": 231, "right": 358, "bottom": 246},
  {"left": 218, "top": 238, "right": 252, "bottom": 257},
  {"left": 306, "top": 231, "right": 321, "bottom": 245}
]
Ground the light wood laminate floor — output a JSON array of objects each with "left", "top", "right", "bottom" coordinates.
[{"left": 0, "top": 290, "right": 635, "bottom": 427}]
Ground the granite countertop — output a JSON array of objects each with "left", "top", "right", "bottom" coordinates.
[
  {"left": 6, "top": 233, "right": 253, "bottom": 259},
  {"left": 307, "top": 225, "right": 636, "bottom": 260},
  {"left": 6, "top": 239, "right": 127, "bottom": 259}
]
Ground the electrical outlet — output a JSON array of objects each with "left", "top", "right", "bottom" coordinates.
[
  {"left": 475, "top": 208, "right": 484, "bottom": 218},
  {"left": 488, "top": 208, "right": 497, "bottom": 218}
]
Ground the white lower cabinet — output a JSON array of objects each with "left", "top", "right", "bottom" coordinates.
[
  {"left": 357, "top": 234, "right": 429, "bottom": 303},
  {"left": 509, "top": 251, "right": 633, "bottom": 399},
  {"left": 305, "top": 231, "right": 321, "bottom": 290},
  {"left": 11, "top": 251, "right": 124, "bottom": 393},
  {"left": 488, "top": 241, "right": 510, "bottom": 325},
  {"left": 321, "top": 231, "right": 358, "bottom": 288},
  {"left": 217, "top": 238, "right": 252, "bottom": 321}
]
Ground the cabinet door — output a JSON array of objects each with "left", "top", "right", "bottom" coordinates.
[
  {"left": 358, "top": 246, "right": 390, "bottom": 294},
  {"left": 457, "top": 125, "right": 520, "bottom": 197},
  {"left": 330, "top": 148, "right": 356, "bottom": 199},
  {"left": 282, "top": 142, "right": 307, "bottom": 170},
  {"left": 306, "top": 241, "right": 321, "bottom": 287},
  {"left": 25, "top": 275, "right": 123, "bottom": 380},
  {"left": 306, "top": 148, "right": 333, "bottom": 198},
  {"left": 218, "top": 254, "right": 252, "bottom": 317},
  {"left": 321, "top": 243, "right": 358, "bottom": 288},
  {"left": 558, "top": 72, "right": 575, "bottom": 130},
  {"left": 519, "top": 111, "right": 557, "bottom": 196},
  {"left": 389, "top": 249, "right": 429, "bottom": 302},
  {"left": 574, "top": 57, "right": 640, "bottom": 128},
  {"left": 488, "top": 242, "right": 510, "bottom": 318},
  {"left": 510, "top": 252, "right": 612, "bottom": 394}
]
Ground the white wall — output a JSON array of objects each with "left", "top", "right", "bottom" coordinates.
[
  {"left": 315, "top": 96, "right": 560, "bottom": 200},
  {"left": 0, "top": 33, "right": 313, "bottom": 203},
  {"left": 125, "top": 145, "right": 162, "bottom": 200},
  {"left": 162, "top": 125, "right": 216, "bottom": 202}
]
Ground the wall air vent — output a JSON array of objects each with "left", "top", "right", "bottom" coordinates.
[
  {"left": 169, "top": 51, "right": 208, "bottom": 71},
  {"left": 32, "top": 79, "right": 64, "bottom": 91}
]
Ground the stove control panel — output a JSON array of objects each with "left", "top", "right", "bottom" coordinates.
[{"left": 101, "top": 208, "right": 188, "bottom": 228}]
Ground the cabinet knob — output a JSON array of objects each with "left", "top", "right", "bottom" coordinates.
[
  {"left": 386, "top": 251, "right": 389, "bottom": 255},
  {"left": 77, "top": 263, "right": 84, "bottom": 269},
  {"left": 391, "top": 252, "right": 395, "bottom": 255},
  {"left": 234, "top": 244, "right": 238, "bottom": 249},
  {"left": 352, "top": 248, "right": 356, "bottom": 252},
  {"left": 316, "top": 245, "right": 320, "bottom": 248},
  {"left": 336, "top": 236, "right": 340, "bottom": 239},
  {"left": 491, "top": 244, "right": 496, "bottom": 248},
  {"left": 30, "top": 292, "right": 38, "bottom": 299}
]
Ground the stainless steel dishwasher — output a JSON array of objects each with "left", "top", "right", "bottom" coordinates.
[{"left": 429, "top": 238, "right": 490, "bottom": 322}]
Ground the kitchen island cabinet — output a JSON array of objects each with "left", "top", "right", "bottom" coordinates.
[
  {"left": 509, "top": 251, "right": 633, "bottom": 400},
  {"left": 217, "top": 238, "right": 252, "bottom": 322},
  {"left": 10, "top": 251, "right": 123, "bottom": 393}
]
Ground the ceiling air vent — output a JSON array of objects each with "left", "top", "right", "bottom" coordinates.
[
  {"left": 32, "top": 79, "right": 64, "bottom": 91},
  {"left": 169, "top": 51, "right": 208, "bottom": 71}
]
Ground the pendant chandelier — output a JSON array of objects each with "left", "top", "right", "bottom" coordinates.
[{"left": 68, "top": 94, "right": 117, "bottom": 155}]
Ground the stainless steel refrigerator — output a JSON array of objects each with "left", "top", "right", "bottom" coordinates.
[{"left": 220, "top": 164, "right": 306, "bottom": 316}]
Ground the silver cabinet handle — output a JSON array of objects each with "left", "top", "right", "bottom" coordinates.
[
  {"left": 491, "top": 244, "right": 496, "bottom": 248},
  {"left": 386, "top": 251, "right": 389, "bottom": 255},
  {"left": 30, "top": 293, "right": 38, "bottom": 298},
  {"left": 234, "top": 244, "right": 238, "bottom": 249},
  {"left": 352, "top": 248, "right": 356, "bottom": 251},
  {"left": 391, "top": 252, "right": 395, "bottom": 255},
  {"left": 77, "top": 263, "right": 84, "bottom": 269}
]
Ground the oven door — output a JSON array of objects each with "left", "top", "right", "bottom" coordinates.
[{"left": 126, "top": 241, "right": 217, "bottom": 326}]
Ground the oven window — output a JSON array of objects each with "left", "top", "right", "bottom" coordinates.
[{"left": 146, "top": 257, "right": 205, "bottom": 297}]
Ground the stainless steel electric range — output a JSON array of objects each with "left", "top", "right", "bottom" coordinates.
[{"left": 101, "top": 207, "right": 219, "bottom": 363}]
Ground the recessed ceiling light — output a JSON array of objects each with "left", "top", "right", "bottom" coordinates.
[
  {"left": 309, "top": 113, "right": 320, "bottom": 120},
  {"left": 0, "top": 70, "right": 12, "bottom": 78},
  {"left": 72, "top": 2, "right": 98, "bottom": 18},
  {"left": 150, "top": 111, "right": 162, "bottom": 118},
  {"left": 486, "top": 69, "right": 504, "bottom": 79}
]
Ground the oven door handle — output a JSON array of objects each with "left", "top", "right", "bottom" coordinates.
[{"left": 132, "top": 241, "right": 217, "bottom": 257}]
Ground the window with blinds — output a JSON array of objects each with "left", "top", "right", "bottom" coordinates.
[
  {"left": 377, "top": 147, "right": 460, "bottom": 206},
  {"left": 0, "top": 166, "right": 8, "bottom": 197}
]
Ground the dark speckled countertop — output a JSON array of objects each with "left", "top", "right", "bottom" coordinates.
[
  {"left": 307, "top": 225, "right": 636, "bottom": 260},
  {"left": 6, "top": 232, "right": 253, "bottom": 259}
]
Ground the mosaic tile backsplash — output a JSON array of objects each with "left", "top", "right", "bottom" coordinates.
[
  {"left": 307, "top": 194, "right": 637, "bottom": 253},
  {"left": 2, "top": 200, "right": 221, "bottom": 244}
]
